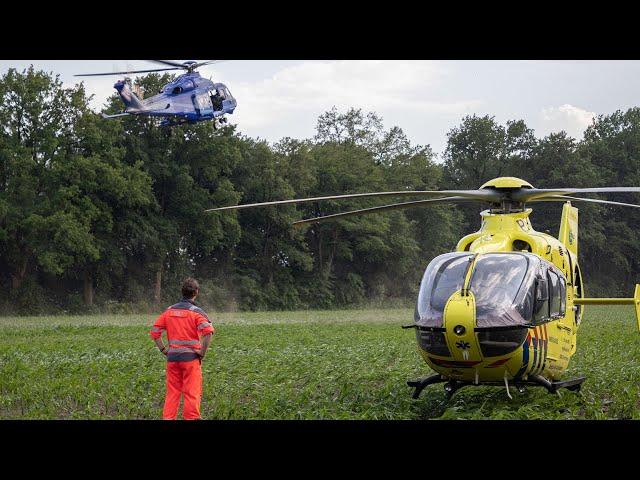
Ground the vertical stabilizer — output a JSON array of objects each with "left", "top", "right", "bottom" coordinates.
[
  {"left": 558, "top": 202, "right": 578, "bottom": 257},
  {"left": 114, "top": 80, "right": 144, "bottom": 112}
]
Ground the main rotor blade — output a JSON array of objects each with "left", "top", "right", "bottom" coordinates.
[
  {"left": 292, "top": 196, "right": 471, "bottom": 227},
  {"left": 75, "top": 67, "right": 182, "bottom": 77},
  {"left": 514, "top": 187, "right": 640, "bottom": 202},
  {"left": 532, "top": 195, "right": 640, "bottom": 209},
  {"left": 150, "top": 60, "right": 188, "bottom": 68},
  {"left": 205, "top": 189, "right": 501, "bottom": 212},
  {"left": 195, "top": 60, "right": 226, "bottom": 68}
]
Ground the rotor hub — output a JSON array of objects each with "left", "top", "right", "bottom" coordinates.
[
  {"left": 480, "top": 177, "right": 534, "bottom": 190},
  {"left": 478, "top": 177, "right": 534, "bottom": 212}
]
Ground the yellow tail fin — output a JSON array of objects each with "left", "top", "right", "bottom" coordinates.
[{"left": 558, "top": 202, "right": 578, "bottom": 257}]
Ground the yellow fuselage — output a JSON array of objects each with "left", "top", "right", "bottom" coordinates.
[{"left": 419, "top": 206, "right": 580, "bottom": 383}]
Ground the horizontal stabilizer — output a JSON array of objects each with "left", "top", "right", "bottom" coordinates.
[
  {"left": 574, "top": 284, "right": 640, "bottom": 332},
  {"left": 101, "top": 112, "right": 131, "bottom": 119}
]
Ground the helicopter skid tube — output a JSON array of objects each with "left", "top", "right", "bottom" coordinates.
[
  {"left": 527, "top": 374, "right": 586, "bottom": 394},
  {"left": 407, "top": 374, "right": 447, "bottom": 399},
  {"left": 408, "top": 374, "right": 587, "bottom": 399}
]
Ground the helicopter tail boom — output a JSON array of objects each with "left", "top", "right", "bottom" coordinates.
[{"left": 574, "top": 284, "right": 640, "bottom": 332}]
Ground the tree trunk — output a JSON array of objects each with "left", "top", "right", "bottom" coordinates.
[
  {"left": 10, "top": 256, "right": 29, "bottom": 291},
  {"left": 83, "top": 270, "right": 94, "bottom": 306},
  {"left": 154, "top": 264, "right": 163, "bottom": 305},
  {"left": 317, "top": 229, "right": 323, "bottom": 274},
  {"left": 327, "top": 227, "right": 338, "bottom": 272}
]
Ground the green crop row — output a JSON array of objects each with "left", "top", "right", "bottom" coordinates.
[{"left": 0, "top": 307, "right": 638, "bottom": 419}]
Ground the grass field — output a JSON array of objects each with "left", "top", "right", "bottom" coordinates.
[{"left": 1, "top": 306, "right": 639, "bottom": 419}]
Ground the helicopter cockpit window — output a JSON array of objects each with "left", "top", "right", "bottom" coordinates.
[
  {"left": 415, "top": 253, "right": 473, "bottom": 327},
  {"left": 532, "top": 273, "right": 550, "bottom": 324},
  {"left": 548, "top": 268, "right": 566, "bottom": 318},
  {"left": 469, "top": 253, "right": 537, "bottom": 328}
]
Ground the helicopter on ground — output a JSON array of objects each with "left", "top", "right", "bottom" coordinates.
[
  {"left": 206, "top": 176, "right": 640, "bottom": 399},
  {"left": 75, "top": 60, "right": 237, "bottom": 128}
]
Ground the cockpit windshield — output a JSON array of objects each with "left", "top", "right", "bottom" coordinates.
[
  {"left": 415, "top": 252, "right": 544, "bottom": 328},
  {"left": 469, "top": 253, "right": 536, "bottom": 327},
  {"left": 415, "top": 253, "right": 473, "bottom": 327}
]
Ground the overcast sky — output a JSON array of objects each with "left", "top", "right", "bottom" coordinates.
[{"left": 2, "top": 60, "right": 640, "bottom": 159}]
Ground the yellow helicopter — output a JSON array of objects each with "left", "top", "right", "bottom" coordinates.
[{"left": 207, "top": 177, "right": 640, "bottom": 399}]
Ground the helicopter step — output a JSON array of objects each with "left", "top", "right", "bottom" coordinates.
[{"left": 527, "top": 374, "right": 586, "bottom": 394}]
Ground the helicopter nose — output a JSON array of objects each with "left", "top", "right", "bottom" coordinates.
[{"left": 443, "top": 292, "right": 481, "bottom": 363}]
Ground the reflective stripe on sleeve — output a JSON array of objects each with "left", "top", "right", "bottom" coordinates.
[
  {"left": 189, "top": 305, "right": 210, "bottom": 321},
  {"left": 197, "top": 322, "right": 212, "bottom": 330},
  {"left": 151, "top": 327, "right": 163, "bottom": 333}
]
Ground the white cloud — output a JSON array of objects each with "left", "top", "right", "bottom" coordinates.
[
  {"left": 540, "top": 104, "right": 596, "bottom": 139},
  {"left": 204, "top": 61, "right": 482, "bottom": 138}
]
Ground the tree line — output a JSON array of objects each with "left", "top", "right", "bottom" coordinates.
[{"left": 1, "top": 67, "right": 638, "bottom": 314}]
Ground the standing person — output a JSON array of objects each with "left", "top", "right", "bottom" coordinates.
[{"left": 149, "top": 278, "right": 215, "bottom": 420}]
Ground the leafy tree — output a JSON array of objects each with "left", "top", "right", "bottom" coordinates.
[
  {"left": 107, "top": 74, "right": 242, "bottom": 306},
  {"left": 443, "top": 115, "right": 537, "bottom": 233},
  {"left": 577, "top": 109, "right": 640, "bottom": 294},
  {"left": 304, "top": 109, "right": 449, "bottom": 306},
  {"left": 3, "top": 69, "right": 640, "bottom": 313},
  {"left": 0, "top": 67, "right": 80, "bottom": 294}
]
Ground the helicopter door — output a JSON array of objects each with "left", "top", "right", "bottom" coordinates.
[
  {"left": 221, "top": 87, "right": 236, "bottom": 112},
  {"left": 210, "top": 89, "right": 224, "bottom": 111},
  {"left": 192, "top": 93, "right": 213, "bottom": 116}
]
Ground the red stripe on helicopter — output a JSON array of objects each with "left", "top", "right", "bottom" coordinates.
[
  {"left": 515, "top": 332, "right": 532, "bottom": 378},
  {"left": 487, "top": 358, "right": 510, "bottom": 368},
  {"left": 538, "top": 326, "right": 546, "bottom": 373}
]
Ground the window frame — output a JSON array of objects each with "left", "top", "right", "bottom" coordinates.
[
  {"left": 547, "top": 267, "right": 566, "bottom": 319},
  {"left": 532, "top": 260, "right": 566, "bottom": 325},
  {"left": 415, "top": 252, "right": 474, "bottom": 327},
  {"left": 468, "top": 252, "right": 535, "bottom": 328}
]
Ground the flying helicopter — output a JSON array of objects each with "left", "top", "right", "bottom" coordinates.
[
  {"left": 206, "top": 176, "right": 640, "bottom": 399},
  {"left": 75, "top": 60, "right": 237, "bottom": 128}
]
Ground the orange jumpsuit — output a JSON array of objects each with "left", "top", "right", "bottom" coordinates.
[{"left": 150, "top": 299, "right": 215, "bottom": 420}]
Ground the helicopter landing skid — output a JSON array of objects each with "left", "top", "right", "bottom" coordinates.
[
  {"left": 407, "top": 374, "right": 586, "bottom": 399},
  {"left": 527, "top": 374, "right": 586, "bottom": 394},
  {"left": 213, "top": 117, "right": 228, "bottom": 130},
  {"left": 407, "top": 374, "right": 446, "bottom": 399}
]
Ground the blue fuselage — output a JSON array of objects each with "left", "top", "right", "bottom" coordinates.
[{"left": 115, "top": 72, "right": 237, "bottom": 124}]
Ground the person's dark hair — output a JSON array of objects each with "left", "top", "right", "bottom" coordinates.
[{"left": 181, "top": 278, "right": 200, "bottom": 299}]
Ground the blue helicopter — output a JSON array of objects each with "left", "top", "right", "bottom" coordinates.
[{"left": 75, "top": 60, "right": 237, "bottom": 127}]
